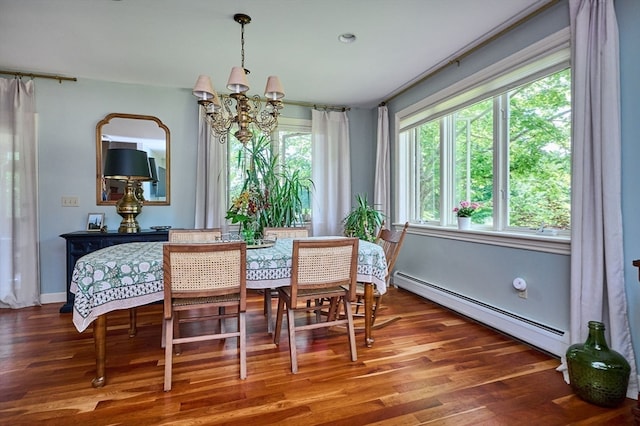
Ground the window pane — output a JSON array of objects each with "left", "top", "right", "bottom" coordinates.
[
  {"left": 508, "top": 68, "right": 571, "bottom": 230},
  {"left": 418, "top": 122, "right": 440, "bottom": 221},
  {"left": 454, "top": 99, "right": 493, "bottom": 225},
  {"left": 227, "top": 136, "right": 246, "bottom": 201},
  {"left": 278, "top": 130, "right": 312, "bottom": 213}
]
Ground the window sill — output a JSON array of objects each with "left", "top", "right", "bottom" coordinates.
[{"left": 405, "top": 223, "right": 570, "bottom": 255}]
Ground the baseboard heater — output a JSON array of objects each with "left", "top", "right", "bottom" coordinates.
[{"left": 393, "top": 271, "right": 569, "bottom": 357}]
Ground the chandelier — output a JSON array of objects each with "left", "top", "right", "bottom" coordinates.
[{"left": 192, "top": 13, "right": 285, "bottom": 145}]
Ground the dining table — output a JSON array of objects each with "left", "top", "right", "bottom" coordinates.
[{"left": 70, "top": 237, "right": 388, "bottom": 387}]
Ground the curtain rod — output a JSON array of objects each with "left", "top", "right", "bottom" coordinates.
[
  {"left": 0, "top": 69, "right": 77, "bottom": 83},
  {"left": 218, "top": 95, "right": 350, "bottom": 111},
  {"left": 382, "top": 0, "right": 561, "bottom": 105},
  {"left": 284, "top": 98, "right": 350, "bottom": 112}
]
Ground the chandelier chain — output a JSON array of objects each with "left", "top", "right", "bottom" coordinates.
[{"left": 240, "top": 22, "right": 245, "bottom": 70}]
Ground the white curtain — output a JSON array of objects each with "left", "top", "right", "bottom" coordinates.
[
  {"left": 374, "top": 104, "right": 390, "bottom": 222},
  {"left": 0, "top": 78, "right": 40, "bottom": 309},
  {"left": 562, "top": 0, "right": 638, "bottom": 398},
  {"left": 194, "top": 111, "right": 227, "bottom": 229},
  {"left": 311, "top": 109, "right": 351, "bottom": 236}
]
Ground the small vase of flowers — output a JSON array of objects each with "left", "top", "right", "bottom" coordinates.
[
  {"left": 453, "top": 200, "right": 480, "bottom": 230},
  {"left": 226, "top": 183, "right": 268, "bottom": 243}
]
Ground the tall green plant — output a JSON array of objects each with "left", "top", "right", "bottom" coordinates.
[
  {"left": 342, "top": 193, "right": 384, "bottom": 242},
  {"left": 230, "top": 135, "right": 313, "bottom": 233}
]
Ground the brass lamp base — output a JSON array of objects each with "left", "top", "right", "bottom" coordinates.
[{"left": 116, "top": 180, "right": 143, "bottom": 233}]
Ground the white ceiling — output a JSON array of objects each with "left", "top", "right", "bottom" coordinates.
[{"left": 0, "top": 0, "right": 553, "bottom": 108}]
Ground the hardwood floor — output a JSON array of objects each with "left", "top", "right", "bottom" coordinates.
[{"left": 0, "top": 287, "right": 636, "bottom": 425}]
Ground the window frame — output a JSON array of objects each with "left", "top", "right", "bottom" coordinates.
[{"left": 395, "top": 28, "right": 571, "bottom": 254}]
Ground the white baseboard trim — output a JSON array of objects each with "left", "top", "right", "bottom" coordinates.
[
  {"left": 40, "top": 292, "right": 66, "bottom": 305},
  {"left": 393, "top": 271, "right": 570, "bottom": 357}
]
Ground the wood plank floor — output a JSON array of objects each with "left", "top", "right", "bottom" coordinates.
[{"left": 0, "top": 287, "right": 636, "bottom": 425}]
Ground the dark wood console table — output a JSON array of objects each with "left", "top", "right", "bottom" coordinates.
[{"left": 59, "top": 229, "right": 169, "bottom": 313}]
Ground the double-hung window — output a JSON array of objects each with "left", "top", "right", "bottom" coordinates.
[{"left": 397, "top": 29, "right": 571, "bottom": 237}]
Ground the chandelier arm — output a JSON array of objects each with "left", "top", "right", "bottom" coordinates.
[{"left": 250, "top": 94, "right": 281, "bottom": 135}]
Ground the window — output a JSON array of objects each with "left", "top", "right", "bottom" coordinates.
[
  {"left": 275, "top": 124, "right": 312, "bottom": 216},
  {"left": 398, "top": 30, "right": 571, "bottom": 236},
  {"left": 227, "top": 118, "right": 312, "bottom": 219}
]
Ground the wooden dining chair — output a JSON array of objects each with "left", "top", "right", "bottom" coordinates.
[
  {"left": 168, "top": 228, "right": 222, "bottom": 243},
  {"left": 353, "top": 222, "right": 409, "bottom": 328},
  {"left": 261, "top": 227, "right": 310, "bottom": 333},
  {"left": 163, "top": 241, "right": 247, "bottom": 391},
  {"left": 131, "top": 229, "right": 224, "bottom": 342},
  {"left": 273, "top": 238, "right": 358, "bottom": 373},
  {"left": 162, "top": 227, "right": 223, "bottom": 351}
]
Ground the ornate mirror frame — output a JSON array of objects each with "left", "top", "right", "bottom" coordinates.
[{"left": 96, "top": 113, "right": 171, "bottom": 206}]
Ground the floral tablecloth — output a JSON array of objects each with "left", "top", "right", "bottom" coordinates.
[{"left": 71, "top": 238, "right": 387, "bottom": 333}]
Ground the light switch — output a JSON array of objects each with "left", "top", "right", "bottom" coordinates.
[{"left": 61, "top": 196, "right": 79, "bottom": 207}]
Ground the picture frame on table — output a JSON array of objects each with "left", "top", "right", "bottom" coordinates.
[{"left": 86, "top": 213, "right": 105, "bottom": 232}]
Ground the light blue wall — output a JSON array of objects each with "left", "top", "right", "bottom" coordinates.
[
  {"left": 37, "top": 78, "right": 198, "bottom": 295},
  {"left": 618, "top": 0, "right": 640, "bottom": 372},
  {"left": 347, "top": 108, "right": 376, "bottom": 201}
]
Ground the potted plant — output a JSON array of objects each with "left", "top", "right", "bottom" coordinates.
[
  {"left": 343, "top": 193, "right": 384, "bottom": 242},
  {"left": 453, "top": 200, "right": 481, "bottom": 230}
]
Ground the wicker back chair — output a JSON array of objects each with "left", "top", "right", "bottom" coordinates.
[
  {"left": 162, "top": 241, "right": 247, "bottom": 391},
  {"left": 260, "top": 227, "right": 310, "bottom": 333},
  {"left": 273, "top": 238, "right": 358, "bottom": 373},
  {"left": 168, "top": 228, "right": 222, "bottom": 243},
  {"left": 353, "top": 222, "right": 408, "bottom": 328}
]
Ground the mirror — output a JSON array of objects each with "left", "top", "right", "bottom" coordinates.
[{"left": 96, "top": 113, "right": 170, "bottom": 206}]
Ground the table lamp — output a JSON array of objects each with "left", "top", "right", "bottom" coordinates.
[{"left": 103, "top": 148, "right": 152, "bottom": 233}]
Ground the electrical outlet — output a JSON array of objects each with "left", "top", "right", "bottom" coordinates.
[
  {"left": 61, "top": 196, "right": 79, "bottom": 207},
  {"left": 518, "top": 289, "right": 528, "bottom": 299}
]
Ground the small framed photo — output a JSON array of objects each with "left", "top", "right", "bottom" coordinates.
[{"left": 86, "top": 213, "right": 105, "bottom": 232}]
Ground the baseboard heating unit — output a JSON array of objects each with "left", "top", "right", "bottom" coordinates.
[{"left": 393, "top": 271, "right": 570, "bottom": 357}]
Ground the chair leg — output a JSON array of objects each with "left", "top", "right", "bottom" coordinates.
[
  {"left": 287, "top": 304, "right": 298, "bottom": 374},
  {"left": 164, "top": 317, "right": 174, "bottom": 391},
  {"left": 327, "top": 297, "right": 340, "bottom": 321},
  {"left": 219, "top": 307, "right": 226, "bottom": 334},
  {"left": 264, "top": 289, "right": 274, "bottom": 333},
  {"left": 161, "top": 317, "right": 166, "bottom": 349},
  {"left": 343, "top": 298, "right": 357, "bottom": 362},
  {"left": 354, "top": 295, "right": 363, "bottom": 315},
  {"left": 173, "top": 313, "right": 181, "bottom": 355},
  {"left": 128, "top": 308, "right": 137, "bottom": 337},
  {"left": 239, "top": 312, "right": 247, "bottom": 379},
  {"left": 274, "top": 294, "right": 285, "bottom": 345}
]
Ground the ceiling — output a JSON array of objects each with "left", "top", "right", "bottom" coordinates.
[{"left": 0, "top": 0, "right": 554, "bottom": 109}]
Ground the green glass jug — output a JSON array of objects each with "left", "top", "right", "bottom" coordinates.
[{"left": 566, "top": 321, "right": 630, "bottom": 407}]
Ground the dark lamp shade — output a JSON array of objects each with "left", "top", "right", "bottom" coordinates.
[{"left": 103, "top": 149, "right": 152, "bottom": 180}]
